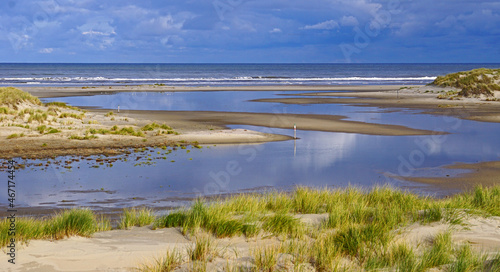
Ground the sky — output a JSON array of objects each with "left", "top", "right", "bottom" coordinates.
[{"left": 0, "top": 0, "right": 499, "bottom": 63}]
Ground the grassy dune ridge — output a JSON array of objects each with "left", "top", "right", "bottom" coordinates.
[
  {"left": 2, "top": 186, "right": 500, "bottom": 271},
  {"left": 433, "top": 68, "right": 500, "bottom": 97},
  {"left": 0, "top": 87, "right": 42, "bottom": 109},
  {"left": 0, "top": 87, "right": 179, "bottom": 144}
]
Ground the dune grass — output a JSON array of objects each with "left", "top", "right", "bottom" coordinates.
[
  {"left": 151, "top": 185, "right": 500, "bottom": 271},
  {"left": 139, "top": 249, "right": 182, "bottom": 272},
  {"left": 59, "top": 112, "right": 85, "bottom": 120},
  {"left": 433, "top": 68, "right": 500, "bottom": 97},
  {"left": 118, "top": 207, "right": 155, "bottom": 230},
  {"left": 36, "top": 125, "right": 61, "bottom": 134},
  {"left": 6, "top": 133, "right": 24, "bottom": 139},
  {"left": 1, "top": 186, "right": 499, "bottom": 271},
  {"left": 141, "top": 122, "right": 178, "bottom": 135},
  {"left": 86, "top": 126, "right": 146, "bottom": 137},
  {"left": 188, "top": 236, "right": 211, "bottom": 262},
  {"left": 253, "top": 245, "right": 281, "bottom": 272},
  {"left": 142, "top": 122, "right": 173, "bottom": 131},
  {"left": 0, "top": 87, "right": 42, "bottom": 109},
  {"left": 44, "top": 101, "right": 81, "bottom": 111},
  {"left": 68, "top": 134, "right": 98, "bottom": 140},
  {"left": 0, "top": 209, "right": 110, "bottom": 247}
]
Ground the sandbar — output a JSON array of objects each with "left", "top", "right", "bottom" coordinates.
[{"left": 396, "top": 161, "right": 500, "bottom": 191}]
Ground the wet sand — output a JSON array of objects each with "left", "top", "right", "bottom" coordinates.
[
  {"left": 120, "top": 109, "right": 436, "bottom": 136},
  {"left": 21, "top": 85, "right": 399, "bottom": 98},
  {"left": 21, "top": 84, "right": 500, "bottom": 123},
  {"left": 12, "top": 84, "right": 500, "bottom": 187},
  {"left": 397, "top": 161, "right": 500, "bottom": 191}
]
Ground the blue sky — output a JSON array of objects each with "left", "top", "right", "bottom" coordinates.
[{"left": 0, "top": 0, "right": 499, "bottom": 63}]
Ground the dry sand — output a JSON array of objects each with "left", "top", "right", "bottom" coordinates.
[{"left": 1, "top": 215, "right": 499, "bottom": 272}]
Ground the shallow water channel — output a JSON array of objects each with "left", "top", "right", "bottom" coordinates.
[{"left": 1, "top": 90, "right": 499, "bottom": 210}]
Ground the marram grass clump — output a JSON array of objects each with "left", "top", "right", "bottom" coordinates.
[
  {"left": 0, "top": 208, "right": 110, "bottom": 247},
  {"left": 433, "top": 68, "right": 500, "bottom": 97},
  {"left": 118, "top": 207, "right": 155, "bottom": 229}
]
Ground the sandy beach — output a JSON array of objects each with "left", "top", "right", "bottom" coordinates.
[{"left": 1, "top": 213, "right": 499, "bottom": 271}]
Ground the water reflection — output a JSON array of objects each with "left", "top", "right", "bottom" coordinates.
[
  {"left": 3, "top": 117, "right": 500, "bottom": 209},
  {"left": 2, "top": 91, "right": 497, "bottom": 209}
]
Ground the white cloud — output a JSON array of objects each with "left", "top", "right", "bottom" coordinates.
[
  {"left": 341, "top": 16, "right": 359, "bottom": 26},
  {"left": 302, "top": 20, "right": 339, "bottom": 30},
  {"left": 151, "top": 15, "right": 183, "bottom": 30},
  {"left": 39, "top": 48, "right": 53, "bottom": 53},
  {"left": 78, "top": 18, "right": 116, "bottom": 36},
  {"left": 270, "top": 28, "right": 282, "bottom": 33},
  {"left": 77, "top": 18, "right": 116, "bottom": 49}
]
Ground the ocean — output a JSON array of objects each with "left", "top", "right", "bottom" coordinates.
[{"left": 1, "top": 63, "right": 499, "bottom": 86}]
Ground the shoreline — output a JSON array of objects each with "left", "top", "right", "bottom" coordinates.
[
  {"left": 21, "top": 85, "right": 403, "bottom": 98},
  {"left": 21, "top": 84, "right": 500, "bottom": 124}
]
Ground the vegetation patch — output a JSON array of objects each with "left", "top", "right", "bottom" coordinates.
[
  {"left": 118, "top": 208, "right": 155, "bottom": 230},
  {"left": 59, "top": 112, "right": 85, "bottom": 120},
  {"left": 6, "top": 133, "right": 24, "bottom": 139},
  {"left": 44, "top": 101, "right": 81, "bottom": 111},
  {"left": 103, "top": 126, "right": 146, "bottom": 137},
  {"left": 150, "top": 185, "right": 500, "bottom": 271},
  {"left": 0, "top": 209, "right": 110, "bottom": 247},
  {"left": 27, "top": 113, "right": 49, "bottom": 123},
  {"left": 0, "top": 87, "right": 42, "bottom": 109},
  {"left": 0, "top": 107, "right": 12, "bottom": 114},
  {"left": 141, "top": 122, "right": 173, "bottom": 131},
  {"left": 36, "top": 125, "right": 61, "bottom": 134},
  {"left": 69, "top": 134, "right": 98, "bottom": 140},
  {"left": 433, "top": 68, "right": 500, "bottom": 97},
  {"left": 141, "top": 122, "right": 177, "bottom": 135},
  {"left": 1, "top": 186, "right": 499, "bottom": 271}
]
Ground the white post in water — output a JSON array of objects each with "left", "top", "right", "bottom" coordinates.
[
  {"left": 294, "top": 123, "right": 296, "bottom": 139},
  {"left": 117, "top": 105, "right": 120, "bottom": 113}
]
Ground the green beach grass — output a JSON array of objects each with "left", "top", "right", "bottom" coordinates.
[
  {"left": 148, "top": 185, "right": 500, "bottom": 271},
  {"left": 1, "top": 186, "right": 499, "bottom": 271},
  {"left": 0, "top": 209, "right": 110, "bottom": 247},
  {"left": 118, "top": 207, "right": 156, "bottom": 229}
]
